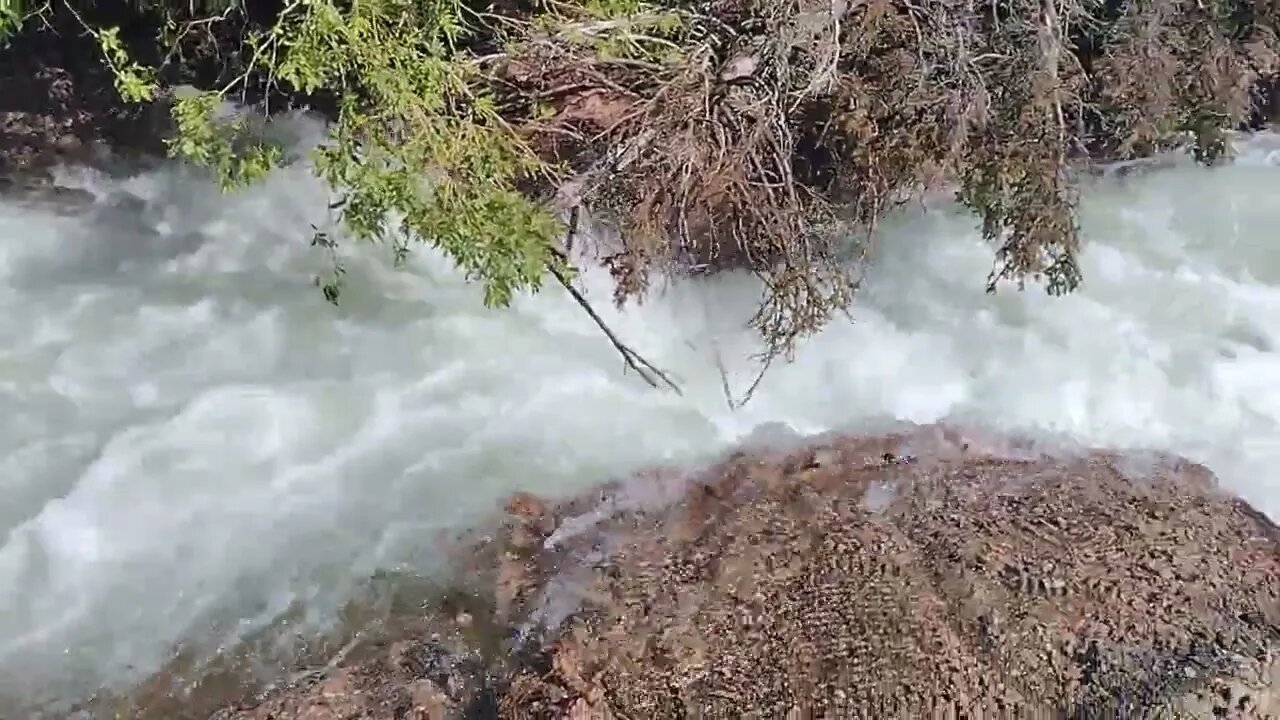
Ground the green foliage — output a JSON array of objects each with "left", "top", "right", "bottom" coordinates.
[
  {"left": 92, "top": 24, "right": 157, "bottom": 102},
  {"left": 270, "top": 0, "right": 561, "bottom": 306},
  {"left": 49, "top": 0, "right": 568, "bottom": 309},
  {"left": 168, "top": 91, "right": 281, "bottom": 188},
  {"left": 0, "top": 0, "right": 29, "bottom": 45},
  {"left": 548, "top": 3, "right": 689, "bottom": 64}
]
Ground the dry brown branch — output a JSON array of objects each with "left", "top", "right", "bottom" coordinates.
[{"left": 550, "top": 208, "right": 683, "bottom": 395}]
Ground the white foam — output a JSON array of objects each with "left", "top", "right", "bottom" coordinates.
[{"left": 1, "top": 118, "right": 1278, "bottom": 711}]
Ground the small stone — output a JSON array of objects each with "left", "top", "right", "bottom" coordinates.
[
  {"left": 298, "top": 706, "right": 337, "bottom": 720},
  {"left": 318, "top": 670, "right": 353, "bottom": 697},
  {"left": 389, "top": 640, "right": 413, "bottom": 668}
]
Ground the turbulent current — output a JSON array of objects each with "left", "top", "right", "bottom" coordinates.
[{"left": 1, "top": 118, "right": 1279, "bottom": 713}]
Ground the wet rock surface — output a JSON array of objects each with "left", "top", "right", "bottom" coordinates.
[
  {"left": 0, "top": 58, "right": 170, "bottom": 207},
  {"left": 142, "top": 425, "right": 1280, "bottom": 718}
]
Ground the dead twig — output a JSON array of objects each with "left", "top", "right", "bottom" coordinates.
[
  {"left": 713, "top": 340, "right": 775, "bottom": 411},
  {"left": 549, "top": 207, "right": 683, "bottom": 395}
]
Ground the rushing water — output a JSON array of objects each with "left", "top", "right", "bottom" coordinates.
[{"left": 1, "top": 118, "right": 1279, "bottom": 713}]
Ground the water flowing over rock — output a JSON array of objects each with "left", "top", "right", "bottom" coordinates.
[{"left": 205, "top": 424, "right": 1279, "bottom": 719}]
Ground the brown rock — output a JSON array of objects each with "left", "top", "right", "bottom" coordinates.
[
  {"left": 409, "top": 679, "right": 451, "bottom": 720},
  {"left": 317, "top": 669, "right": 353, "bottom": 698},
  {"left": 566, "top": 697, "right": 604, "bottom": 719},
  {"left": 499, "top": 424, "right": 1279, "bottom": 718},
  {"left": 295, "top": 706, "right": 337, "bottom": 720},
  {"left": 148, "top": 424, "right": 1278, "bottom": 720},
  {"left": 1169, "top": 656, "right": 1280, "bottom": 719}
]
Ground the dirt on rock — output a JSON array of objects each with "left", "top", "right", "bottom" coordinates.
[{"left": 203, "top": 424, "right": 1279, "bottom": 719}]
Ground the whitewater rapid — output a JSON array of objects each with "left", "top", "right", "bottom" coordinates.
[{"left": 1, "top": 118, "right": 1279, "bottom": 712}]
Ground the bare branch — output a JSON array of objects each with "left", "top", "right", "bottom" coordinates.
[{"left": 549, "top": 208, "right": 683, "bottom": 395}]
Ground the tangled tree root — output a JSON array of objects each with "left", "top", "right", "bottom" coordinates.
[{"left": 492, "top": 0, "right": 1279, "bottom": 376}]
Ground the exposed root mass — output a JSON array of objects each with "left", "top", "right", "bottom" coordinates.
[{"left": 3, "top": 0, "right": 1278, "bottom": 363}]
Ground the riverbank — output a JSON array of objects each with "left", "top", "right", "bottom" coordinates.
[
  {"left": 4, "top": 0, "right": 1278, "bottom": 364},
  {"left": 88, "top": 424, "right": 1279, "bottom": 719}
]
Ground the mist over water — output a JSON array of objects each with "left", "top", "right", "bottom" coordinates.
[{"left": 1, "top": 117, "right": 1278, "bottom": 712}]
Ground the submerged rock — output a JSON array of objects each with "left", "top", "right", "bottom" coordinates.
[{"left": 205, "top": 424, "right": 1278, "bottom": 719}]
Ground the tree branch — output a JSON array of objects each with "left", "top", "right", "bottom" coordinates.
[{"left": 548, "top": 207, "right": 683, "bottom": 395}]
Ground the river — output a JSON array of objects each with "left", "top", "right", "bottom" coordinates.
[{"left": 2, "top": 117, "right": 1278, "bottom": 714}]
